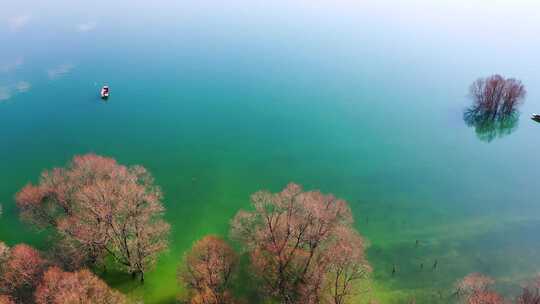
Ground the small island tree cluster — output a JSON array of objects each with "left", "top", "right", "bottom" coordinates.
[
  {"left": 177, "top": 183, "right": 371, "bottom": 304},
  {"left": 468, "top": 75, "right": 526, "bottom": 117},
  {"left": 464, "top": 74, "right": 526, "bottom": 142}
]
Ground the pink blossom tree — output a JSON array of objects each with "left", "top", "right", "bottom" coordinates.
[
  {"left": 323, "top": 227, "right": 371, "bottom": 304},
  {"left": 456, "top": 273, "right": 495, "bottom": 296},
  {"left": 16, "top": 154, "right": 170, "bottom": 282},
  {"left": 231, "top": 183, "right": 369, "bottom": 304},
  {"left": 517, "top": 288, "right": 540, "bottom": 304},
  {"left": 456, "top": 273, "right": 503, "bottom": 304},
  {"left": 516, "top": 274, "right": 540, "bottom": 304},
  {"left": 34, "top": 266, "right": 126, "bottom": 304},
  {"left": 179, "top": 235, "right": 238, "bottom": 304},
  {"left": 467, "top": 291, "right": 504, "bottom": 304},
  {"left": 0, "top": 244, "right": 46, "bottom": 302}
]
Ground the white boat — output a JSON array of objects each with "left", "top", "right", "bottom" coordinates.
[
  {"left": 100, "top": 86, "right": 109, "bottom": 99},
  {"left": 531, "top": 113, "right": 540, "bottom": 122}
]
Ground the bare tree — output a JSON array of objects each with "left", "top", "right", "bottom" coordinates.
[
  {"left": 179, "top": 235, "right": 238, "bottom": 304},
  {"left": 231, "top": 183, "right": 369, "bottom": 304},
  {"left": 501, "top": 78, "right": 526, "bottom": 114},
  {"left": 34, "top": 266, "right": 127, "bottom": 304},
  {"left": 0, "top": 244, "right": 46, "bottom": 303},
  {"left": 455, "top": 273, "right": 503, "bottom": 304},
  {"left": 517, "top": 288, "right": 540, "bottom": 304},
  {"left": 324, "top": 227, "right": 371, "bottom": 304},
  {"left": 468, "top": 291, "right": 504, "bottom": 304},
  {"left": 516, "top": 275, "right": 540, "bottom": 304},
  {"left": 456, "top": 273, "right": 495, "bottom": 296},
  {"left": 16, "top": 154, "right": 170, "bottom": 282},
  {"left": 464, "top": 75, "right": 526, "bottom": 142}
]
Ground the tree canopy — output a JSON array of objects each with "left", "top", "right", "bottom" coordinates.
[{"left": 16, "top": 154, "right": 170, "bottom": 281}]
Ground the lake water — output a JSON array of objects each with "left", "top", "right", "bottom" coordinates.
[{"left": 1, "top": 1, "right": 540, "bottom": 303}]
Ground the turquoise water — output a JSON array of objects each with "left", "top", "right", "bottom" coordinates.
[{"left": 1, "top": 1, "right": 540, "bottom": 303}]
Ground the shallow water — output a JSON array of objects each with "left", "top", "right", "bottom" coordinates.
[{"left": 1, "top": 0, "right": 540, "bottom": 303}]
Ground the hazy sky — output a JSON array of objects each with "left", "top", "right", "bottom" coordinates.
[
  {"left": 2, "top": 0, "right": 539, "bottom": 90},
  {"left": 2, "top": 0, "right": 539, "bottom": 32}
]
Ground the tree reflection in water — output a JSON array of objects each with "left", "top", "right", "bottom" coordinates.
[
  {"left": 463, "top": 75, "right": 526, "bottom": 142},
  {"left": 464, "top": 108, "right": 519, "bottom": 142}
]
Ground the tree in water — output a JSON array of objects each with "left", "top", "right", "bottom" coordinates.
[
  {"left": 516, "top": 275, "right": 540, "bottom": 304},
  {"left": 467, "top": 291, "right": 505, "bottom": 304},
  {"left": 179, "top": 235, "right": 238, "bottom": 304},
  {"left": 15, "top": 154, "right": 170, "bottom": 282},
  {"left": 0, "top": 244, "right": 46, "bottom": 303},
  {"left": 464, "top": 75, "right": 526, "bottom": 142},
  {"left": 231, "top": 183, "right": 370, "bottom": 304},
  {"left": 323, "top": 227, "right": 371, "bottom": 304},
  {"left": 517, "top": 288, "right": 540, "bottom": 304},
  {"left": 34, "top": 266, "right": 126, "bottom": 304},
  {"left": 455, "top": 273, "right": 503, "bottom": 304}
]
